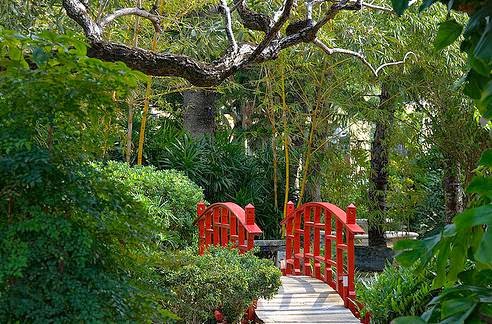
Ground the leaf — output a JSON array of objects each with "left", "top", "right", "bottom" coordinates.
[
  {"left": 475, "top": 228, "right": 492, "bottom": 264},
  {"left": 464, "top": 70, "right": 488, "bottom": 99},
  {"left": 391, "top": 0, "right": 410, "bottom": 16},
  {"left": 474, "top": 23, "right": 492, "bottom": 67},
  {"left": 466, "top": 176, "right": 492, "bottom": 199},
  {"left": 454, "top": 205, "right": 492, "bottom": 229},
  {"left": 441, "top": 297, "right": 477, "bottom": 319},
  {"left": 434, "top": 20, "right": 463, "bottom": 50},
  {"left": 392, "top": 316, "right": 426, "bottom": 324},
  {"left": 479, "top": 149, "right": 492, "bottom": 168}
]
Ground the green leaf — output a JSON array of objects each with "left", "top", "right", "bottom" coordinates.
[
  {"left": 464, "top": 70, "right": 488, "bottom": 99},
  {"left": 466, "top": 176, "right": 492, "bottom": 199},
  {"left": 391, "top": 0, "right": 410, "bottom": 16},
  {"left": 479, "top": 149, "right": 492, "bottom": 167},
  {"left": 474, "top": 23, "right": 492, "bottom": 67},
  {"left": 392, "top": 316, "right": 426, "bottom": 324},
  {"left": 454, "top": 205, "right": 492, "bottom": 229},
  {"left": 441, "top": 297, "right": 477, "bottom": 319},
  {"left": 434, "top": 20, "right": 463, "bottom": 50},
  {"left": 475, "top": 229, "right": 492, "bottom": 264}
]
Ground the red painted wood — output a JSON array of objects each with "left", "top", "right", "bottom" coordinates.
[
  {"left": 194, "top": 202, "right": 263, "bottom": 255},
  {"left": 313, "top": 206, "right": 321, "bottom": 280},
  {"left": 280, "top": 201, "right": 365, "bottom": 321}
]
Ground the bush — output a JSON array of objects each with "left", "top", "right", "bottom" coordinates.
[
  {"left": 0, "top": 31, "right": 172, "bottom": 322},
  {"left": 357, "top": 264, "right": 435, "bottom": 323},
  {"left": 160, "top": 246, "right": 282, "bottom": 323},
  {"left": 99, "top": 161, "right": 204, "bottom": 248}
]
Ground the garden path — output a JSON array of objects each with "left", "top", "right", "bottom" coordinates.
[{"left": 256, "top": 276, "right": 360, "bottom": 323}]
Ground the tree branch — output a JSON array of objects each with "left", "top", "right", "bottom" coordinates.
[
  {"left": 220, "top": 0, "right": 238, "bottom": 52},
  {"left": 62, "top": 0, "right": 412, "bottom": 87},
  {"left": 313, "top": 38, "right": 415, "bottom": 77},
  {"left": 233, "top": 0, "right": 273, "bottom": 33},
  {"left": 99, "top": 8, "right": 162, "bottom": 32},
  {"left": 246, "top": 0, "right": 295, "bottom": 63}
]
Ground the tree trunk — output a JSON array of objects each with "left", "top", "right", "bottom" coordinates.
[
  {"left": 443, "top": 158, "right": 463, "bottom": 223},
  {"left": 368, "top": 85, "right": 394, "bottom": 248},
  {"left": 183, "top": 89, "right": 217, "bottom": 137}
]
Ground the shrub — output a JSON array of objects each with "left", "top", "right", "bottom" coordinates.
[
  {"left": 357, "top": 264, "right": 435, "bottom": 323},
  {"left": 0, "top": 31, "right": 172, "bottom": 322},
  {"left": 160, "top": 246, "right": 282, "bottom": 323},
  {"left": 99, "top": 161, "right": 204, "bottom": 248}
]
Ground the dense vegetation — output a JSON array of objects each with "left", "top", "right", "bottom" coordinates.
[{"left": 0, "top": 0, "right": 491, "bottom": 323}]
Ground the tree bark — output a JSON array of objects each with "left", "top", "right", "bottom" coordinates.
[
  {"left": 368, "top": 85, "right": 394, "bottom": 248},
  {"left": 443, "top": 158, "right": 463, "bottom": 223},
  {"left": 183, "top": 90, "right": 217, "bottom": 137}
]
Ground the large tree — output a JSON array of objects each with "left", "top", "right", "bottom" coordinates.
[{"left": 61, "top": 0, "right": 410, "bottom": 87}]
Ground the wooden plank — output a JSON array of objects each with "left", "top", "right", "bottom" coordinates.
[{"left": 256, "top": 275, "right": 359, "bottom": 324}]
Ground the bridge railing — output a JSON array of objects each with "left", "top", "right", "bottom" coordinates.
[
  {"left": 280, "top": 201, "right": 365, "bottom": 317},
  {"left": 195, "top": 202, "right": 262, "bottom": 255}
]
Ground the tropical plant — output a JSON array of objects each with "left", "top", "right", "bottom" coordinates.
[
  {"left": 393, "top": 149, "right": 492, "bottom": 323},
  {"left": 357, "top": 263, "right": 435, "bottom": 323}
]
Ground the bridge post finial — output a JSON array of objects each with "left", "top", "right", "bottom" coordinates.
[
  {"left": 346, "top": 204, "right": 356, "bottom": 224},
  {"left": 286, "top": 201, "right": 295, "bottom": 217},
  {"left": 245, "top": 203, "right": 255, "bottom": 225},
  {"left": 197, "top": 202, "right": 206, "bottom": 217}
]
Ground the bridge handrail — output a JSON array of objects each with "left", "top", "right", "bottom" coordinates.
[
  {"left": 281, "top": 201, "right": 365, "bottom": 320},
  {"left": 194, "top": 202, "right": 262, "bottom": 255}
]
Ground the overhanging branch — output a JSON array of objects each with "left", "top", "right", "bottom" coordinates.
[
  {"left": 99, "top": 8, "right": 163, "bottom": 32},
  {"left": 62, "top": 0, "right": 415, "bottom": 86},
  {"left": 314, "top": 38, "right": 416, "bottom": 77}
]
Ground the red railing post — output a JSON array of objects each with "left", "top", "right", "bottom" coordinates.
[
  {"left": 205, "top": 211, "right": 212, "bottom": 247},
  {"left": 197, "top": 202, "right": 206, "bottom": 255},
  {"left": 313, "top": 206, "right": 321, "bottom": 280},
  {"left": 325, "top": 211, "right": 333, "bottom": 286},
  {"left": 293, "top": 210, "right": 301, "bottom": 275},
  {"left": 303, "top": 206, "right": 312, "bottom": 276},
  {"left": 221, "top": 208, "right": 228, "bottom": 247},
  {"left": 346, "top": 204, "right": 357, "bottom": 308},
  {"left": 245, "top": 204, "right": 255, "bottom": 251},
  {"left": 285, "top": 201, "right": 294, "bottom": 275},
  {"left": 336, "top": 218, "right": 344, "bottom": 301},
  {"left": 213, "top": 207, "right": 221, "bottom": 246},
  {"left": 230, "top": 212, "right": 237, "bottom": 248}
]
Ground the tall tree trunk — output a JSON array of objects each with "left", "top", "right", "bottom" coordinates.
[
  {"left": 368, "top": 85, "right": 395, "bottom": 248},
  {"left": 183, "top": 89, "right": 217, "bottom": 137},
  {"left": 443, "top": 158, "right": 463, "bottom": 223}
]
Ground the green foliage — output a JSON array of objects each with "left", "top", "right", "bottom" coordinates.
[
  {"left": 357, "top": 264, "right": 435, "bottom": 323},
  {"left": 0, "top": 31, "right": 171, "bottom": 322},
  {"left": 394, "top": 0, "right": 492, "bottom": 119},
  {"left": 394, "top": 149, "right": 492, "bottom": 323},
  {"left": 434, "top": 19, "right": 463, "bottom": 50},
  {"left": 97, "top": 162, "right": 204, "bottom": 248},
  {"left": 145, "top": 120, "right": 284, "bottom": 238},
  {"left": 160, "top": 246, "right": 282, "bottom": 324}
]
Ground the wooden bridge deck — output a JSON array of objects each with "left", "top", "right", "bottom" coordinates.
[{"left": 256, "top": 276, "right": 360, "bottom": 323}]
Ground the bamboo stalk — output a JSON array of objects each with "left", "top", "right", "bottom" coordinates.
[
  {"left": 136, "top": 1, "right": 161, "bottom": 165},
  {"left": 280, "top": 60, "right": 290, "bottom": 235}
]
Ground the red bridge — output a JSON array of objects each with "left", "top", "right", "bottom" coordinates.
[{"left": 195, "top": 201, "right": 367, "bottom": 323}]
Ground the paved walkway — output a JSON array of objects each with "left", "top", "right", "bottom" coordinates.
[{"left": 256, "top": 276, "right": 360, "bottom": 323}]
